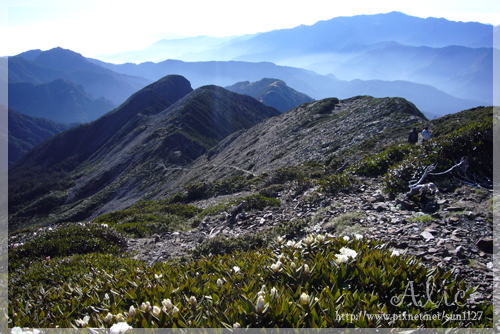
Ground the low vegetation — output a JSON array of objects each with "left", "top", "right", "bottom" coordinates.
[{"left": 9, "top": 227, "right": 493, "bottom": 328}]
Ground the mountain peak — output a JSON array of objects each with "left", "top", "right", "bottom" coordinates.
[
  {"left": 119, "top": 75, "right": 193, "bottom": 115},
  {"left": 225, "top": 78, "right": 314, "bottom": 112}
]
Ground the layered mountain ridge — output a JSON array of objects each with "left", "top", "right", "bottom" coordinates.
[
  {"left": 9, "top": 75, "right": 280, "bottom": 230},
  {"left": 94, "top": 11, "right": 494, "bottom": 111}
]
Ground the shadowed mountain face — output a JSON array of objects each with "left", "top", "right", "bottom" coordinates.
[
  {"left": 9, "top": 76, "right": 280, "bottom": 230},
  {"left": 8, "top": 79, "right": 115, "bottom": 124},
  {"left": 8, "top": 109, "right": 75, "bottom": 166},
  {"left": 225, "top": 78, "right": 315, "bottom": 112}
]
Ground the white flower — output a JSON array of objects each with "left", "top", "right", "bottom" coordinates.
[
  {"left": 171, "top": 306, "right": 179, "bottom": 315},
  {"left": 115, "top": 313, "right": 125, "bottom": 322},
  {"left": 110, "top": 322, "right": 132, "bottom": 334},
  {"left": 339, "top": 247, "right": 358, "bottom": 259},
  {"left": 155, "top": 273, "right": 163, "bottom": 280},
  {"left": 300, "top": 292, "right": 310, "bottom": 305},
  {"left": 128, "top": 306, "right": 136, "bottom": 318},
  {"left": 270, "top": 261, "right": 282, "bottom": 273},
  {"left": 276, "top": 236, "right": 284, "bottom": 245},
  {"left": 217, "top": 278, "right": 223, "bottom": 288},
  {"left": 104, "top": 293, "right": 110, "bottom": 300},
  {"left": 189, "top": 296, "right": 197, "bottom": 308},
  {"left": 303, "top": 235, "right": 314, "bottom": 247},
  {"left": 303, "top": 263, "right": 311, "bottom": 276},
  {"left": 354, "top": 234, "right": 363, "bottom": 240},
  {"left": 335, "top": 254, "right": 349, "bottom": 264},
  {"left": 101, "top": 224, "right": 108, "bottom": 228},
  {"left": 255, "top": 295, "right": 265, "bottom": 313},
  {"left": 391, "top": 250, "right": 400, "bottom": 257},
  {"left": 233, "top": 322, "right": 242, "bottom": 328},
  {"left": 152, "top": 306, "right": 161, "bottom": 317},
  {"left": 290, "top": 262, "right": 296, "bottom": 271},
  {"left": 277, "top": 253, "right": 286, "bottom": 261},
  {"left": 261, "top": 284, "right": 268, "bottom": 293},
  {"left": 270, "top": 287, "right": 278, "bottom": 298},
  {"left": 315, "top": 234, "right": 326, "bottom": 244},
  {"left": 343, "top": 236, "right": 350, "bottom": 241},
  {"left": 162, "top": 299, "right": 173, "bottom": 311},
  {"left": 103, "top": 312, "right": 113, "bottom": 323},
  {"left": 75, "top": 315, "right": 90, "bottom": 327},
  {"left": 141, "top": 301, "right": 151, "bottom": 312},
  {"left": 233, "top": 266, "right": 240, "bottom": 273},
  {"left": 286, "top": 240, "right": 302, "bottom": 248}
]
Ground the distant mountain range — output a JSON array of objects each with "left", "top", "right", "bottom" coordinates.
[
  {"left": 9, "top": 75, "right": 280, "bottom": 229},
  {"left": 8, "top": 108, "right": 75, "bottom": 165},
  {"left": 97, "top": 11, "right": 495, "bottom": 107},
  {"left": 10, "top": 48, "right": 152, "bottom": 105},
  {"left": 92, "top": 57, "right": 483, "bottom": 117},
  {"left": 225, "top": 78, "right": 315, "bottom": 112},
  {"left": 9, "top": 79, "right": 115, "bottom": 123}
]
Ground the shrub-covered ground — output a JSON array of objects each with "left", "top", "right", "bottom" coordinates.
[{"left": 8, "top": 226, "right": 493, "bottom": 328}]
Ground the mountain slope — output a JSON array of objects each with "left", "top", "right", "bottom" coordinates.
[
  {"left": 8, "top": 108, "right": 75, "bottom": 165},
  {"left": 9, "top": 76, "right": 280, "bottom": 230},
  {"left": 172, "top": 96, "right": 428, "bottom": 188},
  {"left": 8, "top": 79, "right": 115, "bottom": 123},
  {"left": 225, "top": 78, "right": 315, "bottom": 112}
]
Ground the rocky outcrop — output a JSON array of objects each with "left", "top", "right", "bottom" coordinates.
[{"left": 126, "top": 178, "right": 494, "bottom": 305}]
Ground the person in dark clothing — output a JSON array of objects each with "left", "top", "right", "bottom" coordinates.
[{"left": 408, "top": 127, "right": 418, "bottom": 144}]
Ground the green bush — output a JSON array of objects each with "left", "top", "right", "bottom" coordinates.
[
  {"left": 192, "top": 234, "right": 268, "bottom": 257},
  {"left": 9, "top": 223, "right": 126, "bottom": 271},
  {"left": 243, "top": 194, "right": 281, "bottom": 211},
  {"left": 318, "top": 172, "right": 358, "bottom": 194},
  {"left": 93, "top": 201, "right": 203, "bottom": 237},
  {"left": 352, "top": 144, "right": 415, "bottom": 177}
]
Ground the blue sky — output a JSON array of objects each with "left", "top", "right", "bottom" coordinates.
[{"left": 1, "top": 0, "right": 499, "bottom": 58}]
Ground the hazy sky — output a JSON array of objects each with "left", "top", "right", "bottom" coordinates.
[{"left": 1, "top": 0, "right": 499, "bottom": 58}]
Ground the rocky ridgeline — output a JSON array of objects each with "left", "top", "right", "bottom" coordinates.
[{"left": 126, "top": 178, "right": 495, "bottom": 305}]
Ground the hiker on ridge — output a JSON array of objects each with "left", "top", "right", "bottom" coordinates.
[
  {"left": 421, "top": 126, "right": 431, "bottom": 143},
  {"left": 408, "top": 127, "right": 418, "bottom": 144}
]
